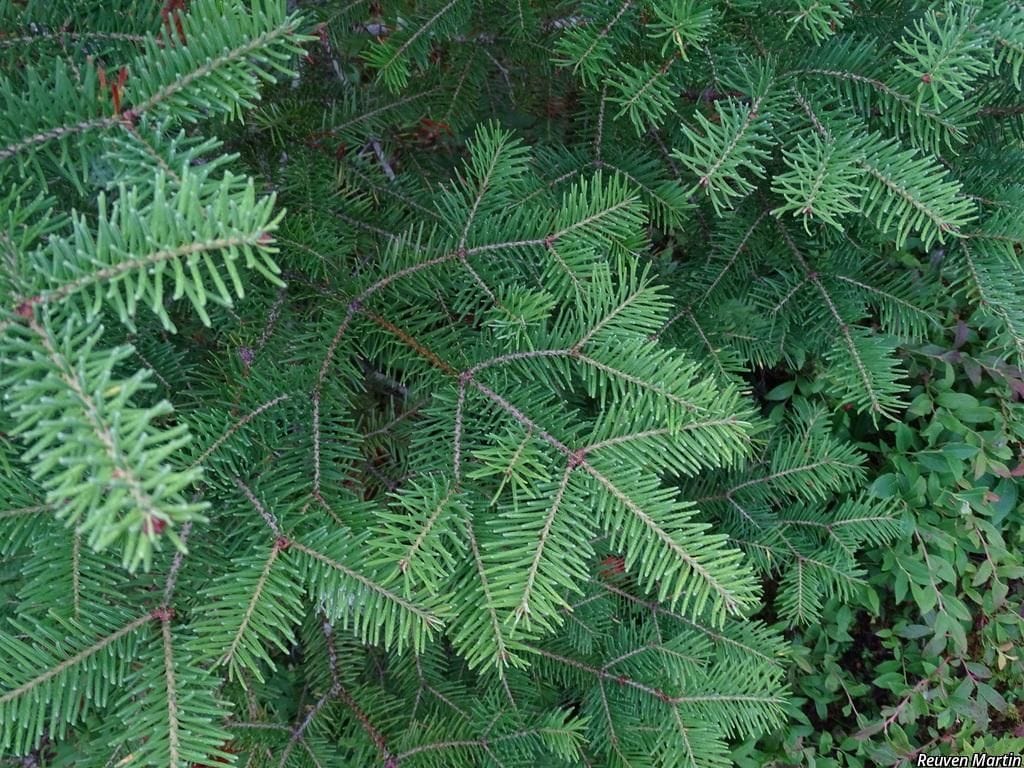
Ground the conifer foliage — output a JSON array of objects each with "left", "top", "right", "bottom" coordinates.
[{"left": 1, "top": 1, "right": 1023, "bottom": 766}]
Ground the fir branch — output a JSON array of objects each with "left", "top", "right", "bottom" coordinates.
[
  {"left": 189, "top": 395, "right": 290, "bottom": 470},
  {"left": 568, "top": 0, "right": 634, "bottom": 80},
  {"left": 0, "top": 116, "right": 119, "bottom": 162},
  {"left": 0, "top": 613, "right": 149, "bottom": 707},
  {"left": 514, "top": 463, "right": 575, "bottom": 623},
  {"left": 158, "top": 616, "right": 181, "bottom": 767},
  {"left": 289, "top": 537, "right": 444, "bottom": 638}
]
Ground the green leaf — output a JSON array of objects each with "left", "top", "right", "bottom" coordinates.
[
  {"left": 765, "top": 380, "right": 796, "bottom": 400},
  {"left": 869, "top": 474, "right": 899, "bottom": 499}
]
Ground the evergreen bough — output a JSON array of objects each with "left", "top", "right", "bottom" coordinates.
[{"left": 0, "top": 0, "right": 1022, "bottom": 766}]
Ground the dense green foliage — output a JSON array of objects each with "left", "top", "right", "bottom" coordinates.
[{"left": 1, "top": 0, "right": 1024, "bottom": 766}]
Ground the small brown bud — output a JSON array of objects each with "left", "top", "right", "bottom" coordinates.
[{"left": 143, "top": 516, "right": 166, "bottom": 535}]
